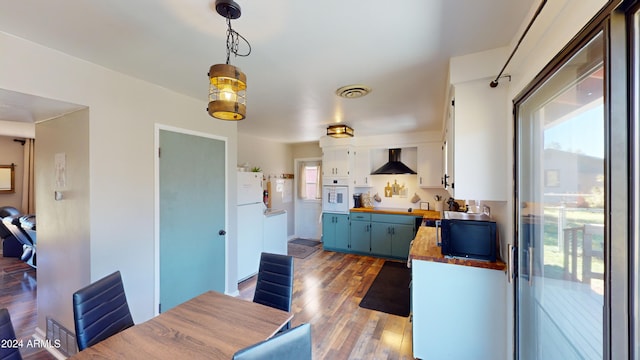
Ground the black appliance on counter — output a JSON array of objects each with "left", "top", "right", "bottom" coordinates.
[
  {"left": 353, "top": 193, "right": 362, "bottom": 208},
  {"left": 437, "top": 219, "right": 497, "bottom": 262}
]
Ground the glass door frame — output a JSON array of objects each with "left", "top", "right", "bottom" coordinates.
[
  {"left": 513, "top": 1, "right": 636, "bottom": 358},
  {"left": 631, "top": 1, "right": 640, "bottom": 358}
]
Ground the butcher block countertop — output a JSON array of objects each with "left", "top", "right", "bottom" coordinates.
[
  {"left": 409, "top": 226, "right": 507, "bottom": 271},
  {"left": 351, "top": 207, "right": 442, "bottom": 219}
]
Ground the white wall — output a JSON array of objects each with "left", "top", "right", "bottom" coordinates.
[
  {"left": 0, "top": 120, "right": 35, "bottom": 138},
  {"left": 238, "top": 133, "right": 293, "bottom": 178},
  {"left": 0, "top": 31, "right": 239, "bottom": 333},
  {"left": 35, "top": 109, "right": 90, "bottom": 340},
  {"left": 291, "top": 141, "right": 322, "bottom": 159}
]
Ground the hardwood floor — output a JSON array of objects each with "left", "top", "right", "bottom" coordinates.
[
  {"left": 0, "top": 253, "right": 55, "bottom": 359},
  {"left": 1, "top": 246, "right": 413, "bottom": 359},
  {"left": 240, "top": 249, "right": 414, "bottom": 360}
]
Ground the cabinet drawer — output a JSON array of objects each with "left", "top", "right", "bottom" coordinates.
[
  {"left": 350, "top": 212, "right": 371, "bottom": 221},
  {"left": 371, "top": 213, "right": 417, "bottom": 225}
]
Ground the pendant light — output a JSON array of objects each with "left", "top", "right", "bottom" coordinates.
[{"left": 208, "top": 0, "right": 251, "bottom": 121}]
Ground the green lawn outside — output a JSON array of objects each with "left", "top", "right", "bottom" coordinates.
[{"left": 540, "top": 206, "right": 605, "bottom": 282}]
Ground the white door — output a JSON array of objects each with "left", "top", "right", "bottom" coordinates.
[{"left": 295, "top": 158, "right": 322, "bottom": 240}]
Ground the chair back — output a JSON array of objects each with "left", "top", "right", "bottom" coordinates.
[
  {"left": 253, "top": 252, "right": 294, "bottom": 314},
  {"left": 73, "top": 271, "right": 134, "bottom": 351},
  {"left": 0, "top": 206, "right": 19, "bottom": 219},
  {"left": 0, "top": 206, "right": 20, "bottom": 241},
  {"left": 232, "top": 323, "right": 312, "bottom": 360},
  {"left": 0, "top": 308, "right": 23, "bottom": 360}
]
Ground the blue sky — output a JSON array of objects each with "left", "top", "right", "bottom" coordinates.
[{"left": 544, "top": 104, "right": 604, "bottom": 159}]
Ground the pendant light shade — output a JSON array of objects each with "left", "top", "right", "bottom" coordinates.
[
  {"left": 208, "top": 0, "right": 250, "bottom": 121},
  {"left": 327, "top": 124, "right": 354, "bottom": 138},
  {"left": 208, "top": 64, "right": 247, "bottom": 120}
]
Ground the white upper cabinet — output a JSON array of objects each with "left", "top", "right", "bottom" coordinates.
[
  {"left": 352, "top": 148, "right": 372, "bottom": 187},
  {"left": 449, "top": 78, "right": 509, "bottom": 201},
  {"left": 417, "top": 142, "right": 443, "bottom": 188},
  {"left": 443, "top": 91, "right": 455, "bottom": 194},
  {"left": 322, "top": 146, "right": 352, "bottom": 179}
]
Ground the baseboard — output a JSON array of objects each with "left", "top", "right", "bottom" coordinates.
[{"left": 33, "top": 327, "right": 67, "bottom": 360}]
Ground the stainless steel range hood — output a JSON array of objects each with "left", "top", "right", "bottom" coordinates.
[{"left": 371, "top": 148, "right": 416, "bottom": 175}]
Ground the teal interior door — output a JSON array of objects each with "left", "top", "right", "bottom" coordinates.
[{"left": 159, "top": 129, "right": 226, "bottom": 312}]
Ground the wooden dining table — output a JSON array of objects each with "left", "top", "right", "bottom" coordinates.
[{"left": 70, "top": 290, "right": 293, "bottom": 359}]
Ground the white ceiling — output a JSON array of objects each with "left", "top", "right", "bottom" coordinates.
[{"left": 0, "top": 0, "right": 535, "bottom": 143}]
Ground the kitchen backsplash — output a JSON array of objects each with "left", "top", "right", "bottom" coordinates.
[{"left": 354, "top": 174, "right": 450, "bottom": 210}]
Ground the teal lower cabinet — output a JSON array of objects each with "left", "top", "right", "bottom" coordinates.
[
  {"left": 349, "top": 212, "right": 371, "bottom": 253},
  {"left": 390, "top": 223, "right": 415, "bottom": 258},
  {"left": 322, "top": 213, "right": 350, "bottom": 251},
  {"left": 337, "top": 212, "right": 422, "bottom": 260},
  {"left": 370, "top": 222, "right": 392, "bottom": 256},
  {"left": 370, "top": 213, "right": 421, "bottom": 260},
  {"left": 350, "top": 220, "right": 371, "bottom": 253}
]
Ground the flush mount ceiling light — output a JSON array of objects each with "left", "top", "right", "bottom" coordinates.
[
  {"left": 327, "top": 124, "right": 354, "bottom": 138},
  {"left": 335, "top": 84, "right": 372, "bottom": 99},
  {"left": 207, "top": 0, "right": 251, "bottom": 121}
]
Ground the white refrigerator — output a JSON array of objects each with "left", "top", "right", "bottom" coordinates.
[{"left": 237, "top": 172, "right": 265, "bottom": 282}]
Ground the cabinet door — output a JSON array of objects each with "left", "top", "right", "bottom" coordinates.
[
  {"left": 390, "top": 223, "right": 416, "bottom": 259},
  {"left": 334, "top": 214, "right": 351, "bottom": 251},
  {"left": 334, "top": 147, "right": 351, "bottom": 177},
  {"left": 452, "top": 80, "right": 508, "bottom": 200},
  {"left": 322, "top": 147, "right": 351, "bottom": 178},
  {"left": 442, "top": 140, "right": 451, "bottom": 191},
  {"left": 445, "top": 91, "right": 455, "bottom": 195},
  {"left": 350, "top": 220, "right": 371, "bottom": 253},
  {"left": 370, "top": 222, "right": 392, "bottom": 256},
  {"left": 353, "top": 149, "right": 371, "bottom": 187},
  {"left": 417, "top": 142, "right": 443, "bottom": 188},
  {"left": 321, "top": 213, "right": 336, "bottom": 249}
]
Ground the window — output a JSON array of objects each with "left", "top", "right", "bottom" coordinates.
[{"left": 298, "top": 162, "right": 321, "bottom": 200}]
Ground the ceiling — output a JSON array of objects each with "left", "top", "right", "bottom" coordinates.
[{"left": 0, "top": 0, "right": 536, "bottom": 143}]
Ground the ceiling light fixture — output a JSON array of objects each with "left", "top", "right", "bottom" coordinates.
[
  {"left": 327, "top": 124, "right": 354, "bottom": 138},
  {"left": 207, "top": 0, "right": 251, "bottom": 121}
]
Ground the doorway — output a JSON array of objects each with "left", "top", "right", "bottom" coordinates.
[
  {"left": 157, "top": 127, "right": 227, "bottom": 312},
  {"left": 294, "top": 158, "right": 322, "bottom": 240}
]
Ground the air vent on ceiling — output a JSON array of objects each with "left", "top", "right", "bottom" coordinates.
[{"left": 335, "top": 84, "right": 372, "bottom": 99}]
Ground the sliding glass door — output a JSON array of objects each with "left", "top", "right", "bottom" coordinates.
[{"left": 516, "top": 32, "right": 606, "bottom": 359}]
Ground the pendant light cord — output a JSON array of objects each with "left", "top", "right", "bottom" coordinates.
[{"left": 225, "top": 17, "right": 251, "bottom": 64}]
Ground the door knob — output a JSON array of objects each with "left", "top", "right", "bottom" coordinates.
[{"left": 218, "top": 230, "right": 226, "bottom": 235}]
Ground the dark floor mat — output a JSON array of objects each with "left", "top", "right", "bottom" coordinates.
[
  {"left": 289, "top": 238, "right": 321, "bottom": 247},
  {"left": 288, "top": 243, "right": 320, "bottom": 259},
  {"left": 359, "top": 261, "right": 411, "bottom": 317}
]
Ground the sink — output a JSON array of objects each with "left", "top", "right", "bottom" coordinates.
[{"left": 443, "top": 211, "right": 491, "bottom": 221}]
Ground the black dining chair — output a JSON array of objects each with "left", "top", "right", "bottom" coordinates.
[
  {"left": 253, "top": 252, "right": 294, "bottom": 330},
  {"left": 72, "top": 271, "right": 134, "bottom": 351},
  {"left": 0, "top": 308, "right": 23, "bottom": 360},
  {"left": 232, "top": 323, "right": 311, "bottom": 360}
]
